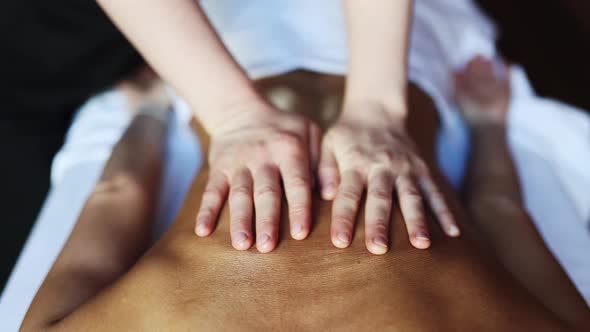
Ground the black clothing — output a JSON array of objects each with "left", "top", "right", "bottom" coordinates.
[
  {"left": 2, "top": 0, "right": 143, "bottom": 114},
  {"left": 476, "top": 0, "right": 590, "bottom": 111}
]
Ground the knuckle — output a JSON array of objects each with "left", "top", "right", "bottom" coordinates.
[
  {"left": 231, "top": 185, "right": 251, "bottom": 198},
  {"left": 287, "top": 174, "right": 308, "bottom": 188},
  {"left": 401, "top": 157, "right": 413, "bottom": 169},
  {"left": 339, "top": 187, "right": 362, "bottom": 202},
  {"left": 332, "top": 214, "right": 356, "bottom": 228},
  {"left": 203, "top": 188, "right": 224, "bottom": 203},
  {"left": 289, "top": 203, "right": 308, "bottom": 217},
  {"left": 277, "top": 132, "right": 303, "bottom": 154},
  {"left": 367, "top": 188, "right": 392, "bottom": 201},
  {"left": 255, "top": 185, "right": 280, "bottom": 198},
  {"left": 378, "top": 149, "right": 398, "bottom": 164},
  {"left": 393, "top": 156, "right": 412, "bottom": 171},
  {"left": 256, "top": 217, "right": 276, "bottom": 227},
  {"left": 346, "top": 148, "right": 365, "bottom": 162},
  {"left": 340, "top": 156, "right": 364, "bottom": 173},
  {"left": 400, "top": 190, "right": 423, "bottom": 205},
  {"left": 399, "top": 186, "right": 420, "bottom": 198},
  {"left": 230, "top": 215, "right": 251, "bottom": 226}
]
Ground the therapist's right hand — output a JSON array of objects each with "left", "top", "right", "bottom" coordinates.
[{"left": 194, "top": 101, "right": 317, "bottom": 253}]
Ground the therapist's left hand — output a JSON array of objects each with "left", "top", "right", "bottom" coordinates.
[{"left": 318, "top": 102, "right": 460, "bottom": 255}]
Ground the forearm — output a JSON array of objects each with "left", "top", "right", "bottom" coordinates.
[
  {"left": 96, "top": 0, "right": 267, "bottom": 134},
  {"left": 21, "top": 114, "right": 168, "bottom": 331},
  {"left": 464, "top": 124, "right": 590, "bottom": 327},
  {"left": 464, "top": 125, "right": 522, "bottom": 201},
  {"left": 343, "top": 0, "right": 412, "bottom": 117}
]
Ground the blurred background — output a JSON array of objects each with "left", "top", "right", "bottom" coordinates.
[{"left": 1, "top": 0, "right": 589, "bottom": 291}]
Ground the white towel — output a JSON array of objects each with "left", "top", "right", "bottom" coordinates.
[{"left": 508, "top": 67, "right": 590, "bottom": 302}]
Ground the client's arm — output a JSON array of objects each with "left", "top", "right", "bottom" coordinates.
[
  {"left": 20, "top": 79, "right": 170, "bottom": 331},
  {"left": 456, "top": 57, "right": 590, "bottom": 326}
]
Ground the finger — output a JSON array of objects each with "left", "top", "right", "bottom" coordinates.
[
  {"left": 331, "top": 170, "right": 364, "bottom": 248},
  {"left": 419, "top": 176, "right": 460, "bottom": 237},
  {"left": 308, "top": 122, "right": 322, "bottom": 189},
  {"left": 228, "top": 168, "right": 254, "bottom": 251},
  {"left": 195, "top": 171, "right": 229, "bottom": 237},
  {"left": 396, "top": 174, "right": 431, "bottom": 249},
  {"left": 253, "top": 165, "right": 282, "bottom": 253},
  {"left": 318, "top": 146, "right": 340, "bottom": 200},
  {"left": 365, "top": 170, "right": 394, "bottom": 255},
  {"left": 280, "top": 158, "right": 312, "bottom": 241}
]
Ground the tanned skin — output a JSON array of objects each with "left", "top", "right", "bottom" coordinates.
[
  {"left": 22, "top": 71, "right": 590, "bottom": 331},
  {"left": 456, "top": 57, "right": 590, "bottom": 326}
]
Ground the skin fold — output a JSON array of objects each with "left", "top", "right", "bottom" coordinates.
[{"left": 21, "top": 71, "right": 590, "bottom": 331}]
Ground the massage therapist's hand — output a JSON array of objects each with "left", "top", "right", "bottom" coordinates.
[
  {"left": 195, "top": 101, "right": 315, "bottom": 253},
  {"left": 319, "top": 102, "right": 460, "bottom": 254}
]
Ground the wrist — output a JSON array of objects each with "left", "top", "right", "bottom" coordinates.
[
  {"left": 341, "top": 97, "right": 408, "bottom": 127},
  {"left": 468, "top": 122, "right": 507, "bottom": 136},
  {"left": 344, "top": 75, "right": 408, "bottom": 116},
  {"left": 196, "top": 95, "right": 275, "bottom": 137}
]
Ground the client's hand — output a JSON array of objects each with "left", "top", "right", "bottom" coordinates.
[
  {"left": 454, "top": 56, "right": 510, "bottom": 126},
  {"left": 195, "top": 101, "right": 317, "bottom": 253},
  {"left": 319, "top": 103, "right": 460, "bottom": 254}
]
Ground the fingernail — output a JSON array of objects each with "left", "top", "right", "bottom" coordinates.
[
  {"left": 291, "top": 224, "right": 304, "bottom": 239},
  {"left": 257, "top": 234, "right": 272, "bottom": 252},
  {"left": 195, "top": 223, "right": 209, "bottom": 236},
  {"left": 416, "top": 231, "right": 429, "bottom": 241},
  {"left": 234, "top": 232, "right": 249, "bottom": 249},
  {"left": 373, "top": 236, "right": 388, "bottom": 248},
  {"left": 413, "top": 231, "right": 431, "bottom": 249},
  {"left": 448, "top": 225, "right": 461, "bottom": 237},
  {"left": 322, "top": 184, "right": 335, "bottom": 200},
  {"left": 337, "top": 232, "right": 350, "bottom": 245}
]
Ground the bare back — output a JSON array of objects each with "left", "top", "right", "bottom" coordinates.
[{"left": 56, "top": 78, "right": 571, "bottom": 331}]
